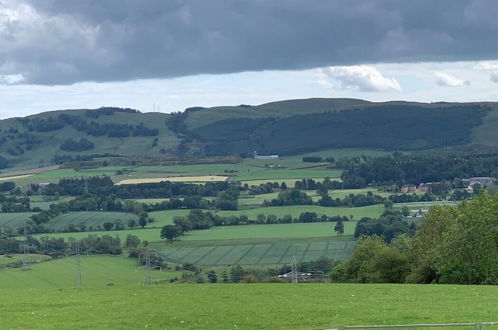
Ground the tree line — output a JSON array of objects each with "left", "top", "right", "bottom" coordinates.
[
  {"left": 339, "top": 152, "right": 498, "bottom": 186},
  {"left": 332, "top": 192, "right": 498, "bottom": 285}
]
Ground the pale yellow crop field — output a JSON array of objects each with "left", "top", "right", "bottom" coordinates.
[
  {"left": 116, "top": 175, "right": 229, "bottom": 185},
  {"left": 0, "top": 174, "right": 33, "bottom": 181}
]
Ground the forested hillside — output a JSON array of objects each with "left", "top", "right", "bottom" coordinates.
[{"left": 1, "top": 99, "right": 498, "bottom": 170}]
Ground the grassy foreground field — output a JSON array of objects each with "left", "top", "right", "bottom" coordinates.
[{"left": 1, "top": 284, "right": 497, "bottom": 329}]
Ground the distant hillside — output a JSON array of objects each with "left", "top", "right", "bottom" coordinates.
[
  {"left": 0, "top": 107, "right": 177, "bottom": 170},
  {"left": 1, "top": 99, "right": 498, "bottom": 170}
]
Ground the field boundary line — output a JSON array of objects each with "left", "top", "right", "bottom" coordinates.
[
  {"left": 277, "top": 243, "right": 293, "bottom": 264},
  {"left": 157, "top": 247, "right": 180, "bottom": 258},
  {"left": 189, "top": 246, "right": 217, "bottom": 264},
  {"left": 253, "top": 243, "right": 274, "bottom": 265},
  {"left": 300, "top": 242, "right": 312, "bottom": 263},
  {"left": 231, "top": 244, "right": 256, "bottom": 265},
  {"left": 174, "top": 247, "right": 199, "bottom": 264},
  {"left": 213, "top": 245, "right": 238, "bottom": 266}
]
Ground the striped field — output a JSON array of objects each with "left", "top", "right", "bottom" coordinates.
[{"left": 157, "top": 238, "right": 355, "bottom": 266}]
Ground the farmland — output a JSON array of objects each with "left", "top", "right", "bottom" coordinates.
[
  {"left": 181, "top": 222, "right": 357, "bottom": 241},
  {"left": 1, "top": 212, "right": 138, "bottom": 232},
  {"left": 217, "top": 204, "right": 384, "bottom": 220},
  {"left": 0, "top": 284, "right": 497, "bottom": 329},
  {"left": 148, "top": 209, "right": 191, "bottom": 226},
  {"left": 157, "top": 237, "right": 355, "bottom": 266},
  {"left": 0, "top": 212, "right": 37, "bottom": 228},
  {"left": 47, "top": 212, "right": 138, "bottom": 231},
  {"left": 33, "top": 228, "right": 163, "bottom": 242},
  {"left": 0, "top": 255, "right": 153, "bottom": 289}
]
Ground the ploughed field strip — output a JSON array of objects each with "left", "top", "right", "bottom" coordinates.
[{"left": 157, "top": 239, "right": 355, "bottom": 266}]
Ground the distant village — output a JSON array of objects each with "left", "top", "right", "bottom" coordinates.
[{"left": 400, "top": 176, "right": 496, "bottom": 194}]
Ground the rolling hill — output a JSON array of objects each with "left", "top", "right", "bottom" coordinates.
[{"left": 1, "top": 99, "right": 498, "bottom": 171}]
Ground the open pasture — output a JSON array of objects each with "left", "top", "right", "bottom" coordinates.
[
  {"left": 0, "top": 255, "right": 149, "bottom": 289},
  {"left": 217, "top": 204, "right": 384, "bottom": 220},
  {"left": 34, "top": 228, "right": 162, "bottom": 243},
  {"left": 234, "top": 167, "right": 341, "bottom": 182},
  {"left": 1, "top": 284, "right": 497, "bottom": 329},
  {"left": 181, "top": 222, "right": 357, "bottom": 241},
  {"left": 158, "top": 238, "right": 355, "bottom": 266},
  {"left": 46, "top": 212, "right": 138, "bottom": 231},
  {"left": 148, "top": 209, "right": 191, "bottom": 226}
]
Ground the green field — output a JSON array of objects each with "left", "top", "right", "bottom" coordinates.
[
  {"left": 234, "top": 167, "right": 341, "bottom": 182},
  {"left": 181, "top": 222, "right": 357, "bottom": 241},
  {"left": 158, "top": 238, "right": 355, "bottom": 266},
  {"left": 217, "top": 204, "right": 384, "bottom": 220},
  {"left": 47, "top": 212, "right": 138, "bottom": 231},
  {"left": 0, "top": 255, "right": 153, "bottom": 289},
  {"left": 1, "top": 211, "right": 138, "bottom": 232},
  {"left": 34, "top": 228, "right": 163, "bottom": 242},
  {"left": 0, "top": 212, "right": 37, "bottom": 228},
  {"left": 1, "top": 284, "right": 497, "bottom": 329},
  {"left": 238, "top": 189, "right": 390, "bottom": 206},
  {"left": 148, "top": 209, "right": 191, "bottom": 226}
]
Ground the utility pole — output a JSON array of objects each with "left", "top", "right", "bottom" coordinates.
[
  {"left": 291, "top": 256, "right": 298, "bottom": 283},
  {"left": 74, "top": 240, "right": 83, "bottom": 288},
  {"left": 22, "top": 225, "right": 31, "bottom": 271},
  {"left": 144, "top": 247, "right": 152, "bottom": 285}
]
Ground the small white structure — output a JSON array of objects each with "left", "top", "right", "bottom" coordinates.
[
  {"left": 253, "top": 151, "right": 278, "bottom": 160},
  {"left": 466, "top": 177, "right": 496, "bottom": 192}
]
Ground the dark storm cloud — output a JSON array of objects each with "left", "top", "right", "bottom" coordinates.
[{"left": 1, "top": 0, "right": 498, "bottom": 84}]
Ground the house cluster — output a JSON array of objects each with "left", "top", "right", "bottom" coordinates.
[
  {"left": 400, "top": 183, "right": 431, "bottom": 193},
  {"left": 465, "top": 177, "right": 496, "bottom": 192}
]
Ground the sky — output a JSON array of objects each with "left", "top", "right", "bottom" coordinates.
[{"left": 2, "top": 0, "right": 498, "bottom": 118}]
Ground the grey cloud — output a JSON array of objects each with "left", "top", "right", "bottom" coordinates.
[
  {"left": 2, "top": 0, "right": 498, "bottom": 85},
  {"left": 490, "top": 72, "right": 498, "bottom": 83}
]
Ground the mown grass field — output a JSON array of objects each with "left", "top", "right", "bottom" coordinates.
[
  {"left": 148, "top": 209, "right": 191, "bottom": 226},
  {"left": 1, "top": 284, "right": 497, "bottom": 329},
  {"left": 181, "top": 222, "right": 356, "bottom": 241},
  {"left": 217, "top": 204, "right": 384, "bottom": 220},
  {"left": 157, "top": 238, "right": 355, "bottom": 266}
]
